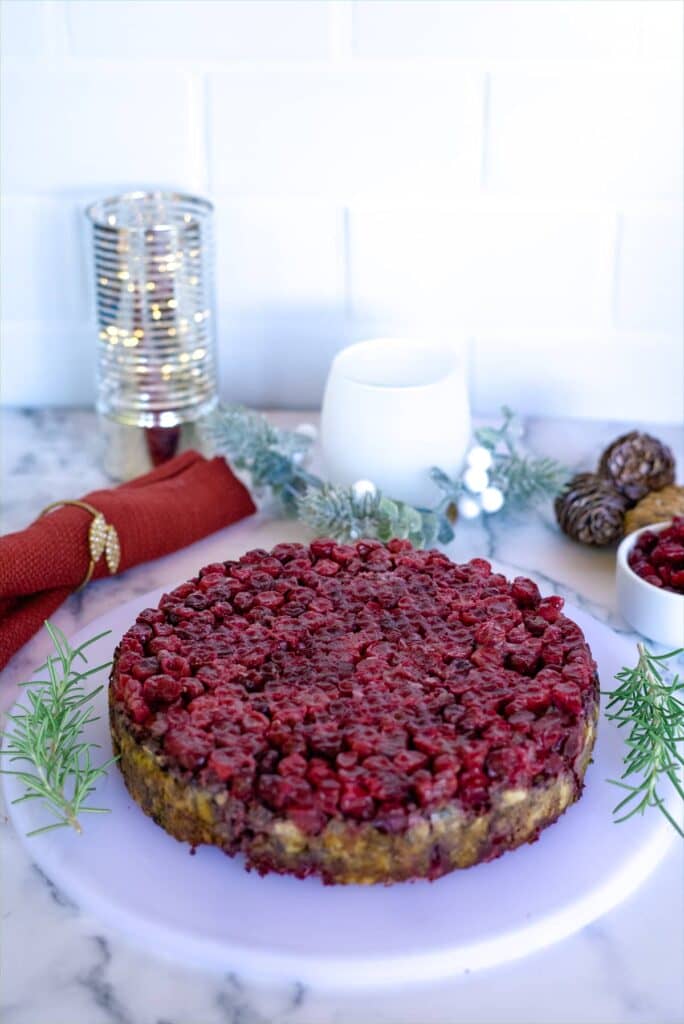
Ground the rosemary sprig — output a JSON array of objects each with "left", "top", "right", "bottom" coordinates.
[
  {"left": 604, "top": 644, "right": 684, "bottom": 837},
  {"left": 0, "top": 622, "right": 117, "bottom": 836}
]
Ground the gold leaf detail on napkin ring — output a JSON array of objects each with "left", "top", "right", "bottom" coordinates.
[
  {"left": 88, "top": 513, "right": 108, "bottom": 562},
  {"left": 105, "top": 524, "right": 121, "bottom": 574},
  {"left": 38, "top": 500, "right": 121, "bottom": 590}
]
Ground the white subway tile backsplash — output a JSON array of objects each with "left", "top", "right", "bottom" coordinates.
[
  {"left": 213, "top": 201, "right": 346, "bottom": 406},
  {"left": 638, "top": 1, "right": 684, "bottom": 60},
  {"left": 0, "top": 322, "right": 95, "bottom": 406},
  {"left": 615, "top": 210, "right": 684, "bottom": 334},
  {"left": 1, "top": 0, "right": 53, "bottom": 58},
  {"left": 471, "top": 331, "right": 684, "bottom": 424},
  {"left": 465, "top": 207, "right": 614, "bottom": 330},
  {"left": 0, "top": 3, "right": 681, "bottom": 422},
  {"left": 353, "top": 0, "right": 643, "bottom": 60},
  {"left": 0, "top": 197, "right": 90, "bottom": 321},
  {"left": 349, "top": 204, "right": 613, "bottom": 331},
  {"left": 487, "top": 72, "right": 684, "bottom": 200},
  {"left": 67, "top": 1, "right": 329, "bottom": 61},
  {"left": 208, "top": 69, "right": 483, "bottom": 197},
  {"left": 217, "top": 309, "right": 351, "bottom": 408},
  {"left": 214, "top": 199, "right": 344, "bottom": 309},
  {"left": 348, "top": 207, "right": 463, "bottom": 325},
  {"left": 0, "top": 67, "right": 199, "bottom": 193}
]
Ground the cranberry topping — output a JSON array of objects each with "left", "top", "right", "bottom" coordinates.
[
  {"left": 628, "top": 518, "right": 684, "bottom": 594},
  {"left": 112, "top": 540, "right": 597, "bottom": 835}
]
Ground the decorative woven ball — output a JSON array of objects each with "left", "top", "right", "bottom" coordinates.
[
  {"left": 555, "top": 472, "right": 629, "bottom": 546},
  {"left": 624, "top": 484, "right": 684, "bottom": 535},
  {"left": 598, "top": 431, "right": 675, "bottom": 503}
]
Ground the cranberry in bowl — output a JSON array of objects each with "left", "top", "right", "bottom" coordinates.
[{"left": 616, "top": 519, "right": 684, "bottom": 647}]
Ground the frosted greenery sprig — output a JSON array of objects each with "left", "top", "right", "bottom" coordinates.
[
  {"left": 475, "top": 406, "right": 569, "bottom": 510},
  {"left": 204, "top": 404, "right": 566, "bottom": 547},
  {"left": 202, "top": 404, "right": 317, "bottom": 515},
  {"left": 604, "top": 644, "right": 684, "bottom": 837},
  {"left": 296, "top": 483, "right": 447, "bottom": 548},
  {"left": 0, "top": 622, "right": 117, "bottom": 836}
]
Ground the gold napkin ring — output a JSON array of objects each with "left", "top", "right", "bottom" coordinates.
[{"left": 39, "top": 500, "right": 121, "bottom": 591}]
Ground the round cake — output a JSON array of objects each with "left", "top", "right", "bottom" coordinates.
[{"left": 110, "top": 539, "right": 599, "bottom": 884}]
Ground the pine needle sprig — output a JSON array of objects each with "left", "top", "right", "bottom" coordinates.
[
  {"left": 603, "top": 644, "right": 684, "bottom": 837},
  {"left": 0, "top": 622, "right": 117, "bottom": 836}
]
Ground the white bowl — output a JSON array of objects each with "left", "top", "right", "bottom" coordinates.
[{"left": 616, "top": 520, "right": 684, "bottom": 648}]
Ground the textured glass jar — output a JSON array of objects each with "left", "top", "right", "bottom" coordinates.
[{"left": 86, "top": 191, "right": 218, "bottom": 479}]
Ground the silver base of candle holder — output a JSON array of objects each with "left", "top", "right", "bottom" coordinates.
[{"left": 98, "top": 413, "right": 213, "bottom": 481}]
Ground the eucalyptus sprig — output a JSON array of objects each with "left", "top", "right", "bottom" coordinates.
[
  {"left": 0, "top": 622, "right": 117, "bottom": 836},
  {"left": 604, "top": 644, "right": 684, "bottom": 837}
]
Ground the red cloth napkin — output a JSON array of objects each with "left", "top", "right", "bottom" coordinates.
[{"left": 0, "top": 450, "right": 256, "bottom": 671}]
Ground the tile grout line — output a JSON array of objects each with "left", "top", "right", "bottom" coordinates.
[
  {"left": 611, "top": 212, "right": 624, "bottom": 331},
  {"left": 480, "top": 71, "right": 491, "bottom": 189},
  {"left": 342, "top": 206, "right": 353, "bottom": 320},
  {"left": 188, "top": 71, "right": 210, "bottom": 196}
]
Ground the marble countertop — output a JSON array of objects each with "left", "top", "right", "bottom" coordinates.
[{"left": 1, "top": 408, "right": 683, "bottom": 1024}]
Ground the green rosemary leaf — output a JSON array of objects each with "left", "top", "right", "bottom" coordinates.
[
  {"left": 603, "top": 643, "right": 684, "bottom": 837},
  {"left": 26, "top": 822, "right": 71, "bottom": 838},
  {"left": 0, "top": 622, "right": 117, "bottom": 837}
]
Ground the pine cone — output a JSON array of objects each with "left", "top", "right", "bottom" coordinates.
[
  {"left": 555, "top": 472, "right": 629, "bottom": 546},
  {"left": 624, "top": 484, "right": 684, "bottom": 535},
  {"left": 598, "top": 431, "right": 675, "bottom": 503}
]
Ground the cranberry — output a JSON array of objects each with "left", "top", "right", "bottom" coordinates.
[
  {"left": 131, "top": 657, "right": 160, "bottom": 681},
  {"left": 278, "top": 752, "right": 307, "bottom": 777},
  {"left": 538, "top": 595, "right": 564, "bottom": 623},
  {"left": 164, "top": 727, "right": 213, "bottom": 770},
  {"left": 158, "top": 652, "right": 190, "bottom": 678},
  {"left": 207, "top": 749, "right": 255, "bottom": 782},
  {"left": 288, "top": 805, "right": 326, "bottom": 834},
  {"left": 137, "top": 607, "right": 165, "bottom": 625},
  {"left": 628, "top": 519, "right": 684, "bottom": 594},
  {"left": 314, "top": 559, "right": 340, "bottom": 577},
  {"left": 336, "top": 750, "right": 357, "bottom": 769},
  {"left": 511, "top": 577, "right": 541, "bottom": 608},
  {"left": 551, "top": 680, "right": 583, "bottom": 716},
  {"left": 182, "top": 677, "right": 205, "bottom": 700},
  {"left": 143, "top": 674, "right": 183, "bottom": 705},
  {"left": 149, "top": 636, "right": 184, "bottom": 655},
  {"left": 315, "top": 777, "right": 341, "bottom": 814},
  {"left": 340, "top": 782, "right": 375, "bottom": 819},
  {"left": 506, "top": 640, "right": 542, "bottom": 675}
]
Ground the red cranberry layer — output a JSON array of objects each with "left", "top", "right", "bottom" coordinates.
[
  {"left": 628, "top": 517, "right": 684, "bottom": 595},
  {"left": 112, "top": 539, "right": 597, "bottom": 834}
]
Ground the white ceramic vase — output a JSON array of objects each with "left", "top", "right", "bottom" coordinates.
[{"left": 321, "top": 337, "right": 470, "bottom": 508}]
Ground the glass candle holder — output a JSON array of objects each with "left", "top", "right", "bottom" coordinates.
[
  {"left": 86, "top": 191, "right": 218, "bottom": 479},
  {"left": 321, "top": 337, "right": 470, "bottom": 508}
]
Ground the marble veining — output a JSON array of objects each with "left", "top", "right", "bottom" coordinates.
[{"left": 1, "top": 408, "right": 683, "bottom": 1024}]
